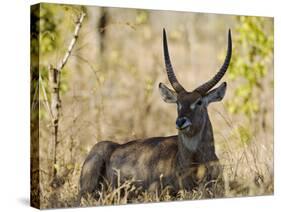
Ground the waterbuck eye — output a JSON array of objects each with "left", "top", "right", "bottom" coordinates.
[
  {"left": 197, "top": 99, "right": 202, "bottom": 106},
  {"left": 190, "top": 99, "right": 202, "bottom": 110}
]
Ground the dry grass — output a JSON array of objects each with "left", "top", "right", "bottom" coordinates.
[{"left": 38, "top": 150, "right": 273, "bottom": 209}]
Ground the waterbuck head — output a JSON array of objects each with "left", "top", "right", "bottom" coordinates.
[{"left": 159, "top": 29, "right": 232, "bottom": 143}]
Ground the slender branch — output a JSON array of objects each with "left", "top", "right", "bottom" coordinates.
[
  {"left": 57, "top": 12, "right": 86, "bottom": 71},
  {"left": 48, "top": 12, "right": 86, "bottom": 183}
]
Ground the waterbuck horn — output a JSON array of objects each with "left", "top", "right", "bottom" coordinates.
[
  {"left": 163, "top": 28, "right": 186, "bottom": 93},
  {"left": 195, "top": 29, "right": 232, "bottom": 95}
]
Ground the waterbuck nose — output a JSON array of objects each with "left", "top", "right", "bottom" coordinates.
[{"left": 176, "top": 117, "right": 191, "bottom": 130}]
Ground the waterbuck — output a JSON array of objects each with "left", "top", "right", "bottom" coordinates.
[{"left": 79, "top": 29, "right": 232, "bottom": 199}]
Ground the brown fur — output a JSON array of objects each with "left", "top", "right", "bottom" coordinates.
[{"left": 79, "top": 115, "right": 223, "bottom": 199}]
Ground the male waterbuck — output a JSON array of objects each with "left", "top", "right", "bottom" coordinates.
[{"left": 79, "top": 29, "right": 232, "bottom": 199}]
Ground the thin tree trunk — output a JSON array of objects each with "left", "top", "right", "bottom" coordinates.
[
  {"left": 48, "top": 12, "right": 86, "bottom": 186},
  {"left": 48, "top": 65, "right": 61, "bottom": 179}
]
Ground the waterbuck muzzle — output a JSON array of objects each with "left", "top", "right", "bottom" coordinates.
[{"left": 176, "top": 117, "right": 192, "bottom": 130}]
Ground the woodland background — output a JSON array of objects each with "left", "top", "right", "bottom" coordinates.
[{"left": 30, "top": 3, "right": 274, "bottom": 208}]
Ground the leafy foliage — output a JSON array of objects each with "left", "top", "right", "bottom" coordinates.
[
  {"left": 227, "top": 16, "right": 273, "bottom": 120},
  {"left": 136, "top": 10, "right": 149, "bottom": 25},
  {"left": 32, "top": 4, "right": 85, "bottom": 120}
]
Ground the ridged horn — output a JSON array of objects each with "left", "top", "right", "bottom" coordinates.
[
  {"left": 195, "top": 29, "right": 232, "bottom": 95},
  {"left": 163, "top": 28, "right": 186, "bottom": 93}
]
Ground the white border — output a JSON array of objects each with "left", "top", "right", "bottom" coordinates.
[{"left": 0, "top": 0, "right": 279, "bottom": 211}]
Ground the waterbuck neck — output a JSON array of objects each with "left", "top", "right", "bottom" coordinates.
[{"left": 177, "top": 111, "right": 217, "bottom": 165}]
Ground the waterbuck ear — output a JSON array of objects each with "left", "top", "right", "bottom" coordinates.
[
  {"left": 203, "top": 82, "right": 227, "bottom": 105},
  {"left": 159, "top": 83, "right": 177, "bottom": 103}
]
